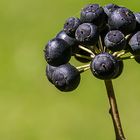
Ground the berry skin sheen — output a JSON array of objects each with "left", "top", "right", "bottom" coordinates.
[
  {"left": 129, "top": 31, "right": 140, "bottom": 55},
  {"left": 52, "top": 63, "right": 81, "bottom": 92},
  {"left": 80, "top": 4, "right": 107, "bottom": 29},
  {"left": 103, "top": 3, "right": 120, "bottom": 17},
  {"left": 90, "top": 53, "right": 119, "bottom": 80},
  {"left": 75, "top": 23, "right": 99, "bottom": 46},
  {"left": 44, "top": 38, "right": 71, "bottom": 66},
  {"left": 56, "top": 31, "right": 78, "bottom": 54},
  {"left": 63, "top": 17, "right": 81, "bottom": 37},
  {"left": 104, "top": 30, "right": 126, "bottom": 52},
  {"left": 46, "top": 64, "right": 57, "bottom": 84},
  {"left": 108, "top": 7, "right": 136, "bottom": 34}
]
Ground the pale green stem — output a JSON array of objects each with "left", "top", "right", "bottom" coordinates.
[
  {"left": 75, "top": 54, "right": 92, "bottom": 60},
  {"left": 78, "top": 45, "right": 95, "bottom": 56}
]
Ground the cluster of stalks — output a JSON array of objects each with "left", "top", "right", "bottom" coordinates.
[{"left": 75, "top": 35, "right": 131, "bottom": 140}]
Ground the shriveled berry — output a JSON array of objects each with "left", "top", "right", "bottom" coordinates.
[
  {"left": 44, "top": 38, "right": 71, "bottom": 66},
  {"left": 52, "top": 63, "right": 81, "bottom": 92},
  {"left": 80, "top": 4, "right": 107, "bottom": 29},
  {"left": 46, "top": 64, "right": 57, "bottom": 84},
  {"left": 75, "top": 23, "right": 99, "bottom": 45},
  {"left": 90, "top": 53, "right": 119, "bottom": 80},
  {"left": 129, "top": 31, "right": 140, "bottom": 55},
  {"left": 56, "top": 31, "right": 78, "bottom": 54},
  {"left": 104, "top": 30, "right": 126, "bottom": 52},
  {"left": 103, "top": 3, "right": 120, "bottom": 17},
  {"left": 108, "top": 7, "right": 136, "bottom": 34},
  {"left": 63, "top": 17, "right": 81, "bottom": 37}
]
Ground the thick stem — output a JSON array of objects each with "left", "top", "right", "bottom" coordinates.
[{"left": 104, "top": 80, "right": 126, "bottom": 140}]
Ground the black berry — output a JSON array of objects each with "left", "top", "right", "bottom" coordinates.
[
  {"left": 129, "top": 31, "right": 140, "bottom": 55},
  {"left": 90, "top": 53, "right": 119, "bottom": 80},
  {"left": 80, "top": 4, "right": 107, "bottom": 29},
  {"left": 56, "top": 31, "right": 78, "bottom": 54},
  {"left": 103, "top": 3, "right": 120, "bottom": 17},
  {"left": 75, "top": 23, "right": 99, "bottom": 45},
  {"left": 104, "top": 30, "right": 126, "bottom": 52},
  {"left": 44, "top": 38, "right": 71, "bottom": 66},
  {"left": 52, "top": 63, "right": 81, "bottom": 92},
  {"left": 108, "top": 7, "right": 136, "bottom": 34},
  {"left": 46, "top": 64, "right": 57, "bottom": 84},
  {"left": 63, "top": 17, "right": 81, "bottom": 37}
]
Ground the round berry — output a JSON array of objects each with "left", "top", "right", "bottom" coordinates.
[
  {"left": 104, "top": 30, "right": 126, "bottom": 52},
  {"left": 44, "top": 38, "right": 71, "bottom": 66},
  {"left": 56, "top": 31, "right": 78, "bottom": 54},
  {"left": 90, "top": 53, "right": 119, "bottom": 80},
  {"left": 129, "top": 31, "right": 140, "bottom": 55},
  {"left": 108, "top": 7, "right": 136, "bottom": 34},
  {"left": 63, "top": 17, "right": 81, "bottom": 37},
  {"left": 80, "top": 4, "right": 107, "bottom": 29},
  {"left": 46, "top": 64, "right": 57, "bottom": 84},
  {"left": 52, "top": 63, "right": 81, "bottom": 92},
  {"left": 75, "top": 23, "right": 99, "bottom": 45},
  {"left": 103, "top": 3, "right": 120, "bottom": 17}
]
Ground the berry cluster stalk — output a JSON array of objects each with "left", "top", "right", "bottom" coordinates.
[{"left": 104, "top": 80, "right": 126, "bottom": 140}]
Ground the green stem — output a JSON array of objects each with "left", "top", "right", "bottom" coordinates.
[
  {"left": 120, "top": 55, "right": 135, "bottom": 60},
  {"left": 78, "top": 45, "right": 95, "bottom": 56},
  {"left": 98, "top": 35, "right": 104, "bottom": 52},
  {"left": 77, "top": 64, "right": 90, "bottom": 73},
  {"left": 104, "top": 80, "right": 126, "bottom": 140},
  {"left": 75, "top": 54, "right": 92, "bottom": 60}
]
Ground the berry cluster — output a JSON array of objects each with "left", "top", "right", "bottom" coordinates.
[{"left": 44, "top": 3, "right": 140, "bottom": 92}]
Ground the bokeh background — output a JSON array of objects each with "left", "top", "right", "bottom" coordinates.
[{"left": 0, "top": 0, "right": 140, "bottom": 139}]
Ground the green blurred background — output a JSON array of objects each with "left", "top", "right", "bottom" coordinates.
[{"left": 0, "top": 0, "right": 140, "bottom": 139}]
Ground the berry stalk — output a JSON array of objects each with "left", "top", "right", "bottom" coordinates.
[{"left": 104, "top": 80, "right": 126, "bottom": 140}]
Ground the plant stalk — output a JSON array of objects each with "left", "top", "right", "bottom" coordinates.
[{"left": 104, "top": 80, "right": 126, "bottom": 140}]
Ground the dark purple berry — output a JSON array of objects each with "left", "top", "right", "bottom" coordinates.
[
  {"left": 103, "top": 3, "right": 120, "bottom": 17},
  {"left": 52, "top": 63, "right": 81, "bottom": 92},
  {"left": 129, "top": 31, "right": 140, "bottom": 55},
  {"left": 63, "top": 17, "right": 81, "bottom": 37},
  {"left": 56, "top": 31, "right": 78, "bottom": 54},
  {"left": 44, "top": 38, "right": 71, "bottom": 66},
  {"left": 104, "top": 30, "right": 126, "bottom": 52},
  {"left": 108, "top": 7, "right": 136, "bottom": 34},
  {"left": 90, "top": 53, "right": 119, "bottom": 80},
  {"left": 46, "top": 64, "right": 57, "bottom": 84},
  {"left": 75, "top": 23, "right": 99, "bottom": 45},
  {"left": 80, "top": 4, "right": 107, "bottom": 29}
]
